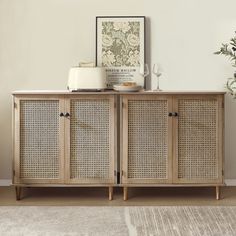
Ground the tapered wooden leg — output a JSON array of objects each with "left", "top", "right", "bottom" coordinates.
[
  {"left": 123, "top": 187, "right": 128, "bottom": 201},
  {"left": 15, "top": 186, "right": 21, "bottom": 201},
  {"left": 109, "top": 186, "right": 113, "bottom": 201},
  {"left": 216, "top": 186, "right": 220, "bottom": 200}
]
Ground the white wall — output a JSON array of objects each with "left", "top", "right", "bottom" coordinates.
[{"left": 1, "top": 0, "right": 236, "bottom": 179}]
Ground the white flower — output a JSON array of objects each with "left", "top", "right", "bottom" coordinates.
[
  {"left": 127, "top": 50, "right": 140, "bottom": 66},
  {"left": 102, "top": 34, "right": 113, "bottom": 47},
  {"left": 127, "top": 34, "right": 139, "bottom": 47},
  {"left": 102, "top": 50, "right": 116, "bottom": 66},
  {"left": 113, "top": 22, "right": 130, "bottom": 33}
]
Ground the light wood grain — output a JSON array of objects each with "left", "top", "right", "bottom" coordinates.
[
  {"left": 15, "top": 186, "right": 21, "bottom": 201},
  {"left": 2, "top": 186, "right": 236, "bottom": 205},
  {"left": 12, "top": 90, "right": 226, "bottom": 95},
  {"left": 13, "top": 97, "right": 20, "bottom": 184},
  {"left": 123, "top": 187, "right": 128, "bottom": 201},
  {"left": 216, "top": 186, "right": 220, "bottom": 200},
  {"left": 121, "top": 97, "right": 128, "bottom": 185},
  {"left": 109, "top": 186, "right": 113, "bottom": 201},
  {"left": 12, "top": 92, "right": 225, "bottom": 200}
]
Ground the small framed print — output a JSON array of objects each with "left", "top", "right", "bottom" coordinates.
[{"left": 96, "top": 16, "right": 146, "bottom": 88}]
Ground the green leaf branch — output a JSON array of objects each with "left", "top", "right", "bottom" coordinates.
[{"left": 215, "top": 32, "right": 236, "bottom": 97}]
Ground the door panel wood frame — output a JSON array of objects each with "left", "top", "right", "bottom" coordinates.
[
  {"left": 13, "top": 95, "right": 65, "bottom": 184},
  {"left": 121, "top": 95, "right": 173, "bottom": 184},
  {"left": 64, "top": 95, "right": 116, "bottom": 184},
  {"left": 172, "top": 95, "right": 223, "bottom": 184}
]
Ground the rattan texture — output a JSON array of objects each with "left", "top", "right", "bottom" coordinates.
[
  {"left": 127, "top": 100, "right": 168, "bottom": 179},
  {"left": 178, "top": 99, "right": 218, "bottom": 179},
  {"left": 70, "top": 99, "right": 110, "bottom": 179},
  {"left": 20, "top": 100, "right": 60, "bottom": 179}
]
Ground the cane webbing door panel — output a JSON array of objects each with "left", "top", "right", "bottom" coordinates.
[
  {"left": 65, "top": 95, "right": 115, "bottom": 184},
  {"left": 173, "top": 95, "right": 224, "bottom": 184},
  {"left": 121, "top": 95, "right": 172, "bottom": 184},
  {"left": 14, "top": 96, "right": 65, "bottom": 184}
]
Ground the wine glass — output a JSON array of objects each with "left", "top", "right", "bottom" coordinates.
[
  {"left": 139, "top": 64, "right": 149, "bottom": 88},
  {"left": 152, "top": 63, "right": 163, "bottom": 91}
]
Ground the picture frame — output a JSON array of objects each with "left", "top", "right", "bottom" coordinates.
[{"left": 96, "top": 16, "right": 146, "bottom": 88}]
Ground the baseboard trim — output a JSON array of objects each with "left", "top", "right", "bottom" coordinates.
[
  {"left": 225, "top": 179, "right": 236, "bottom": 186},
  {"left": 0, "top": 179, "right": 11, "bottom": 186},
  {"left": 0, "top": 179, "right": 236, "bottom": 186}
]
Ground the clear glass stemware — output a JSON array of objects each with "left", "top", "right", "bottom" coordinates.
[
  {"left": 139, "top": 64, "right": 149, "bottom": 88},
  {"left": 152, "top": 63, "right": 163, "bottom": 91}
]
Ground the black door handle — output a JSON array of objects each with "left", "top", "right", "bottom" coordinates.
[
  {"left": 168, "top": 112, "right": 178, "bottom": 117},
  {"left": 65, "top": 112, "right": 70, "bottom": 117}
]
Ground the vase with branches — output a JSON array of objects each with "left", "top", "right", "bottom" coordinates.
[{"left": 215, "top": 32, "right": 236, "bottom": 97}]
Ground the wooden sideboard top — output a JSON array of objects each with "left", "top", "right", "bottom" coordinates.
[{"left": 12, "top": 90, "right": 226, "bottom": 95}]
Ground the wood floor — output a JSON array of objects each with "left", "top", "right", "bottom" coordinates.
[{"left": 1, "top": 186, "right": 236, "bottom": 206}]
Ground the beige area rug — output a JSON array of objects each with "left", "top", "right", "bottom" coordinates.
[{"left": 0, "top": 206, "right": 236, "bottom": 236}]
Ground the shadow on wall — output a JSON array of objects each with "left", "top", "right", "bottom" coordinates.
[
  {"left": 225, "top": 93, "right": 236, "bottom": 179},
  {"left": 145, "top": 17, "right": 151, "bottom": 90},
  {"left": 0, "top": 98, "right": 13, "bottom": 179}
]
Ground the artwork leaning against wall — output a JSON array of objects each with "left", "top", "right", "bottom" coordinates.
[{"left": 96, "top": 16, "right": 146, "bottom": 88}]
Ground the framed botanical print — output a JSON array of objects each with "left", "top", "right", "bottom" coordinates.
[{"left": 96, "top": 16, "right": 146, "bottom": 88}]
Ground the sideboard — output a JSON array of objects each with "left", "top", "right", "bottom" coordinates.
[{"left": 12, "top": 90, "right": 225, "bottom": 200}]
